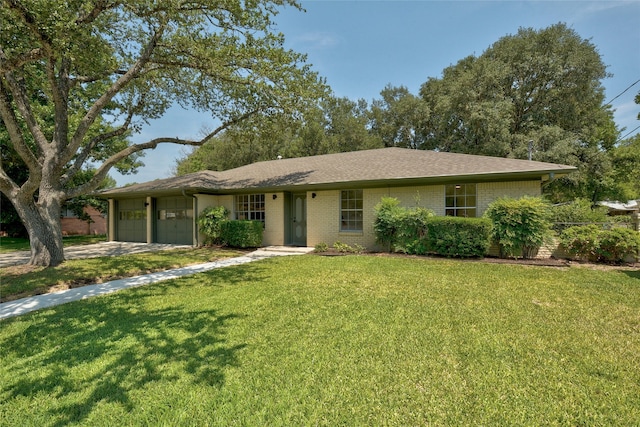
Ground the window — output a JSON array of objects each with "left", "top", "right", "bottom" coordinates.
[
  {"left": 60, "top": 206, "right": 78, "bottom": 218},
  {"left": 235, "top": 194, "right": 265, "bottom": 222},
  {"left": 340, "top": 190, "right": 363, "bottom": 231},
  {"left": 158, "top": 209, "right": 193, "bottom": 220},
  {"left": 119, "top": 209, "right": 146, "bottom": 221},
  {"left": 445, "top": 184, "right": 476, "bottom": 217}
]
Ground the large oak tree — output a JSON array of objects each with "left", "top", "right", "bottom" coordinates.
[
  {"left": 0, "top": 0, "right": 325, "bottom": 266},
  {"left": 419, "top": 23, "right": 619, "bottom": 202}
]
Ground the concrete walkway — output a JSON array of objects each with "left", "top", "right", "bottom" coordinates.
[{"left": 0, "top": 246, "right": 313, "bottom": 320}]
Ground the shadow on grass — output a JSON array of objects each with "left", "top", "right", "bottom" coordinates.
[
  {"left": 0, "top": 262, "right": 273, "bottom": 426},
  {"left": 0, "top": 249, "right": 247, "bottom": 302},
  {"left": 620, "top": 269, "right": 640, "bottom": 281}
]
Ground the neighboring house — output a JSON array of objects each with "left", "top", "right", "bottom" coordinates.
[
  {"left": 61, "top": 205, "right": 107, "bottom": 236},
  {"left": 99, "top": 147, "right": 576, "bottom": 249},
  {"left": 597, "top": 200, "right": 639, "bottom": 216}
]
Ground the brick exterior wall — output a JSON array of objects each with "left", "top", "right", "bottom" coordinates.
[
  {"left": 307, "top": 180, "right": 542, "bottom": 251},
  {"left": 195, "top": 180, "right": 542, "bottom": 250},
  {"left": 263, "top": 192, "right": 285, "bottom": 246},
  {"left": 61, "top": 206, "right": 107, "bottom": 236}
]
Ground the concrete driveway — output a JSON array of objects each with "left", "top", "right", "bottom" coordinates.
[{"left": 0, "top": 242, "right": 192, "bottom": 268}]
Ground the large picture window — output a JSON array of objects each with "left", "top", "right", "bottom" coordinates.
[
  {"left": 235, "top": 194, "right": 265, "bottom": 222},
  {"left": 445, "top": 184, "right": 477, "bottom": 217},
  {"left": 340, "top": 190, "right": 363, "bottom": 231}
]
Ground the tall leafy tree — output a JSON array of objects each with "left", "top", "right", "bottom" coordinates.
[
  {"left": 369, "top": 84, "right": 430, "bottom": 149},
  {"left": 0, "top": 0, "right": 325, "bottom": 266},
  {"left": 609, "top": 91, "right": 640, "bottom": 200},
  {"left": 175, "top": 95, "right": 382, "bottom": 174},
  {"left": 419, "top": 23, "right": 618, "bottom": 202}
]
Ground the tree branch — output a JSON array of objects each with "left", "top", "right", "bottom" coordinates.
[
  {"left": 64, "top": 20, "right": 167, "bottom": 166},
  {"left": 65, "top": 110, "right": 261, "bottom": 199},
  {"left": 61, "top": 108, "right": 134, "bottom": 186},
  {"left": 75, "top": 0, "right": 121, "bottom": 25},
  {"left": 0, "top": 47, "right": 45, "bottom": 73},
  {"left": 0, "top": 79, "right": 40, "bottom": 171},
  {"left": 1, "top": 70, "right": 50, "bottom": 153}
]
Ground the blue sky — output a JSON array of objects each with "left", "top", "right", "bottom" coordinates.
[{"left": 111, "top": 0, "right": 640, "bottom": 186}]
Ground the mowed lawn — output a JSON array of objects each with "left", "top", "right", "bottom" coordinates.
[{"left": 1, "top": 255, "right": 639, "bottom": 426}]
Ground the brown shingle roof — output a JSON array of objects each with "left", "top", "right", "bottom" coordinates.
[{"left": 100, "top": 147, "right": 576, "bottom": 197}]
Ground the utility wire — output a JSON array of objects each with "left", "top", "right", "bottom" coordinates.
[
  {"left": 605, "top": 78, "right": 640, "bottom": 105},
  {"left": 617, "top": 124, "right": 640, "bottom": 142}
]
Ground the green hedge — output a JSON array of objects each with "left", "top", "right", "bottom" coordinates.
[
  {"left": 197, "top": 206, "right": 230, "bottom": 245},
  {"left": 484, "top": 196, "right": 552, "bottom": 259},
  {"left": 560, "top": 225, "right": 640, "bottom": 263},
  {"left": 395, "top": 208, "right": 434, "bottom": 255},
  {"left": 373, "top": 197, "right": 491, "bottom": 258},
  {"left": 426, "top": 216, "right": 492, "bottom": 258},
  {"left": 220, "top": 220, "right": 263, "bottom": 248}
]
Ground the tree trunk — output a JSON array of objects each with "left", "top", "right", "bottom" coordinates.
[{"left": 13, "top": 194, "right": 65, "bottom": 267}]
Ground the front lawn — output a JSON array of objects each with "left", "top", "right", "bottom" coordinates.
[
  {"left": 1, "top": 256, "right": 639, "bottom": 425},
  {"left": 0, "top": 248, "right": 245, "bottom": 302}
]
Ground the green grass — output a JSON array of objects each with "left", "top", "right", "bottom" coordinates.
[
  {"left": 0, "top": 235, "right": 107, "bottom": 253},
  {"left": 0, "top": 248, "right": 245, "bottom": 302},
  {"left": 1, "top": 256, "right": 639, "bottom": 425}
]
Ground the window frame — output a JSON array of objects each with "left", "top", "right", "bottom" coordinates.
[
  {"left": 340, "top": 189, "right": 364, "bottom": 232},
  {"left": 445, "top": 183, "right": 477, "bottom": 218},
  {"left": 235, "top": 194, "right": 266, "bottom": 223}
]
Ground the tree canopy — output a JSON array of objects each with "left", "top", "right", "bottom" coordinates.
[
  {"left": 419, "top": 23, "right": 618, "bottom": 202},
  {"left": 175, "top": 95, "right": 382, "bottom": 174},
  {"left": 0, "top": 0, "right": 326, "bottom": 266}
]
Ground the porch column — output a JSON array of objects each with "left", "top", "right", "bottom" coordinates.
[
  {"left": 146, "top": 196, "right": 153, "bottom": 243},
  {"left": 107, "top": 199, "right": 116, "bottom": 241}
]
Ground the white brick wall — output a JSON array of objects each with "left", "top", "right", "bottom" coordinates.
[
  {"left": 264, "top": 193, "right": 285, "bottom": 246},
  {"left": 195, "top": 180, "right": 542, "bottom": 249},
  {"left": 307, "top": 181, "right": 541, "bottom": 251}
]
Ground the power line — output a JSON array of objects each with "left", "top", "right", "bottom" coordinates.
[
  {"left": 605, "top": 78, "right": 640, "bottom": 105},
  {"left": 617, "top": 124, "right": 640, "bottom": 143}
]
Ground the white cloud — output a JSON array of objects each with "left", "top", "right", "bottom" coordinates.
[
  {"left": 294, "top": 32, "right": 340, "bottom": 49},
  {"left": 574, "top": 0, "right": 637, "bottom": 20}
]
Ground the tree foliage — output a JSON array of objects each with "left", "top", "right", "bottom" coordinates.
[
  {"left": 419, "top": 23, "right": 618, "bottom": 202},
  {"left": 369, "top": 84, "right": 430, "bottom": 149},
  {"left": 484, "top": 196, "right": 553, "bottom": 259},
  {"left": 0, "top": 0, "right": 325, "bottom": 266},
  {"left": 175, "top": 95, "right": 381, "bottom": 174},
  {"left": 609, "top": 91, "right": 640, "bottom": 200}
]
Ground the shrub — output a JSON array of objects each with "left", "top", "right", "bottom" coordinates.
[
  {"left": 559, "top": 225, "right": 601, "bottom": 262},
  {"left": 426, "top": 217, "right": 491, "bottom": 258},
  {"left": 550, "top": 198, "right": 608, "bottom": 223},
  {"left": 220, "top": 220, "right": 263, "bottom": 248},
  {"left": 597, "top": 228, "right": 640, "bottom": 263},
  {"left": 373, "top": 197, "right": 404, "bottom": 252},
  {"left": 560, "top": 225, "right": 640, "bottom": 263},
  {"left": 395, "top": 207, "right": 434, "bottom": 255},
  {"left": 314, "top": 242, "right": 329, "bottom": 253},
  {"left": 331, "top": 241, "right": 366, "bottom": 254},
  {"left": 197, "top": 206, "right": 230, "bottom": 245},
  {"left": 484, "top": 196, "right": 552, "bottom": 259}
]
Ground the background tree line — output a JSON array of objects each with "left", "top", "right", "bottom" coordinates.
[
  {"left": 1, "top": 2, "right": 638, "bottom": 268},
  {"left": 175, "top": 23, "right": 640, "bottom": 204}
]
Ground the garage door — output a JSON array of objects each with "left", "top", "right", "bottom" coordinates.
[
  {"left": 117, "top": 198, "right": 147, "bottom": 242},
  {"left": 156, "top": 197, "right": 194, "bottom": 245}
]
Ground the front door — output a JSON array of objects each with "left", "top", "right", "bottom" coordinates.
[{"left": 290, "top": 193, "right": 307, "bottom": 246}]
